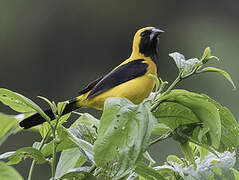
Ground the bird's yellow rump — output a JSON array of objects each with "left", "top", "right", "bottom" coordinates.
[{"left": 20, "top": 27, "right": 164, "bottom": 129}]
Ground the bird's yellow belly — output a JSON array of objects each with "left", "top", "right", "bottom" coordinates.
[{"left": 77, "top": 74, "right": 155, "bottom": 110}]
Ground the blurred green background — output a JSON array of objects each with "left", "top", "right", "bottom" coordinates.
[{"left": 0, "top": 0, "right": 239, "bottom": 179}]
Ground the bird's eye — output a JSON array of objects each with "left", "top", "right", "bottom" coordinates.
[
  {"left": 141, "top": 32, "right": 146, "bottom": 37},
  {"left": 141, "top": 30, "right": 151, "bottom": 38}
]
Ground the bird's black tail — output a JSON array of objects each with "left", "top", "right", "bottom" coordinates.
[{"left": 19, "top": 98, "right": 79, "bottom": 129}]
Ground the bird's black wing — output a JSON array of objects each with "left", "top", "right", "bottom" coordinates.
[
  {"left": 78, "top": 76, "right": 103, "bottom": 95},
  {"left": 87, "top": 59, "right": 148, "bottom": 98}
]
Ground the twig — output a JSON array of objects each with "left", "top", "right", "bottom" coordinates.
[
  {"left": 149, "top": 132, "right": 173, "bottom": 146},
  {"left": 51, "top": 115, "right": 60, "bottom": 180},
  {"left": 28, "top": 130, "right": 50, "bottom": 180}
]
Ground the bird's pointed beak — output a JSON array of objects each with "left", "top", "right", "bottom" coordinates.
[{"left": 150, "top": 28, "right": 164, "bottom": 41}]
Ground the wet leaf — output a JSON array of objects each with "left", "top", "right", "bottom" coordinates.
[
  {"left": 200, "top": 67, "right": 236, "bottom": 89},
  {"left": 94, "top": 97, "right": 155, "bottom": 179},
  {"left": 1, "top": 147, "right": 47, "bottom": 165},
  {"left": 56, "top": 148, "right": 85, "bottom": 178},
  {"left": 0, "top": 161, "right": 23, "bottom": 180},
  {"left": 0, "top": 88, "right": 50, "bottom": 121},
  {"left": 153, "top": 90, "right": 221, "bottom": 149},
  {"left": 135, "top": 162, "right": 166, "bottom": 180},
  {"left": 169, "top": 52, "right": 200, "bottom": 76}
]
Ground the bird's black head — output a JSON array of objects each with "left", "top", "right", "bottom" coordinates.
[
  {"left": 139, "top": 27, "right": 164, "bottom": 58},
  {"left": 131, "top": 27, "right": 164, "bottom": 70}
]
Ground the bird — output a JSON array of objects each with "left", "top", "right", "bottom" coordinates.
[{"left": 19, "top": 27, "right": 164, "bottom": 129}]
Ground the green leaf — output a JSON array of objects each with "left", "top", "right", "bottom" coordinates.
[
  {"left": 201, "top": 47, "right": 219, "bottom": 63},
  {"left": 94, "top": 97, "right": 155, "bottom": 179},
  {"left": 42, "top": 123, "right": 94, "bottom": 163},
  {"left": 71, "top": 113, "right": 99, "bottom": 136},
  {"left": 167, "top": 155, "right": 183, "bottom": 165},
  {"left": 42, "top": 138, "right": 77, "bottom": 157},
  {"left": 183, "top": 58, "right": 200, "bottom": 74},
  {"left": 153, "top": 90, "right": 221, "bottom": 149},
  {"left": 201, "top": 47, "right": 212, "bottom": 61},
  {"left": 189, "top": 131, "right": 219, "bottom": 158},
  {"left": 68, "top": 124, "right": 94, "bottom": 162},
  {"left": 0, "top": 88, "right": 50, "bottom": 121},
  {"left": 198, "top": 124, "right": 210, "bottom": 143},
  {"left": 200, "top": 67, "right": 236, "bottom": 89},
  {"left": 175, "top": 95, "right": 221, "bottom": 149},
  {"left": 56, "top": 148, "right": 85, "bottom": 178},
  {"left": 60, "top": 112, "right": 71, "bottom": 123},
  {"left": 0, "top": 113, "right": 20, "bottom": 146},
  {"left": 232, "top": 168, "right": 239, "bottom": 179},
  {"left": 134, "top": 162, "right": 166, "bottom": 180},
  {"left": 201, "top": 94, "right": 239, "bottom": 152},
  {"left": 0, "top": 161, "right": 23, "bottom": 180},
  {"left": 58, "top": 101, "right": 68, "bottom": 116},
  {"left": 59, "top": 169, "right": 96, "bottom": 180},
  {"left": 0, "top": 88, "right": 35, "bottom": 113},
  {"left": 169, "top": 52, "right": 200, "bottom": 75},
  {"left": 74, "top": 156, "right": 86, "bottom": 168},
  {"left": 198, "top": 146, "right": 210, "bottom": 162},
  {"left": 156, "top": 151, "right": 236, "bottom": 179},
  {"left": 153, "top": 101, "right": 199, "bottom": 130},
  {"left": 70, "top": 123, "right": 95, "bottom": 144},
  {"left": 169, "top": 52, "right": 186, "bottom": 70},
  {"left": 1, "top": 147, "right": 47, "bottom": 165},
  {"left": 184, "top": 151, "right": 236, "bottom": 180},
  {"left": 39, "top": 122, "right": 52, "bottom": 139},
  {"left": 37, "top": 96, "right": 56, "bottom": 115},
  {"left": 152, "top": 122, "right": 171, "bottom": 135},
  {"left": 39, "top": 113, "right": 71, "bottom": 140},
  {"left": 179, "top": 142, "right": 196, "bottom": 170},
  {"left": 0, "top": 152, "right": 15, "bottom": 160},
  {"left": 155, "top": 165, "right": 180, "bottom": 179},
  {"left": 143, "top": 151, "right": 156, "bottom": 166},
  {"left": 0, "top": 113, "right": 18, "bottom": 139},
  {"left": 41, "top": 126, "right": 77, "bottom": 157}
]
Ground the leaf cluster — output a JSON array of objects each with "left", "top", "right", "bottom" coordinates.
[{"left": 0, "top": 47, "right": 238, "bottom": 180}]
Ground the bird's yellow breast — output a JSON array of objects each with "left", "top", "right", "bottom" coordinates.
[{"left": 77, "top": 58, "right": 157, "bottom": 110}]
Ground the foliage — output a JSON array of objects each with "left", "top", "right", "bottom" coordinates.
[
  {"left": 0, "top": 47, "right": 238, "bottom": 180},
  {"left": 0, "top": 161, "right": 23, "bottom": 180}
]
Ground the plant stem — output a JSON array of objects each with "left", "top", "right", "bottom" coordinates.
[
  {"left": 28, "top": 160, "right": 36, "bottom": 180},
  {"left": 94, "top": 168, "right": 102, "bottom": 177},
  {"left": 163, "top": 71, "right": 182, "bottom": 95},
  {"left": 27, "top": 133, "right": 49, "bottom": 180},
  {"left": 149, "top": 132, "right": 173, "bottom": 146},
  {"left": 151, "top": 72, "right": 182, "bottom": 111},
  {"left": 51, "top": 115, "right": 61, "bottom": 180},
  {"left": 88, "top": 164, "right": 97, "bottom": 173},
  {"left": 51, "top": 129, "right": 57, "bottom": 180}
]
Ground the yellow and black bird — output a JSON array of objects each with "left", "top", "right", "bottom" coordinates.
[{"left": 19, "top": 27, "right": 164, "bottom": 129}]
